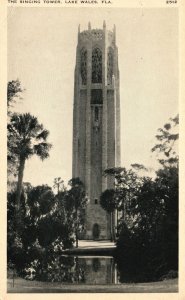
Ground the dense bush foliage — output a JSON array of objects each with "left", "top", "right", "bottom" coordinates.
[
  {"left": 7, "top": 179, "right": 87, "bottom": 276},
  {"left": 115, "top": 166, "right": 178, "bottom": 282}
]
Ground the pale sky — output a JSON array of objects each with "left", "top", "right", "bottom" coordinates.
[{"left": 8, "top": 7, "right": 178, "bottom": 187}]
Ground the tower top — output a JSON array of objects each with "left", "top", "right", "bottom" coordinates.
[
  {"left": 77, "top": 22, "right": 115, "bottom": 32},
  {"left": 78, "top": 22, "right": 116, "bottom": 46}
]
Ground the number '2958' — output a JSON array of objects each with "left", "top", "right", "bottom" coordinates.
[{"left": 166, "top": 0, "right": 177, "bottom": 4}]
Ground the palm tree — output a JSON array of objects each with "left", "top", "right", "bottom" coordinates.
[
  {"left": 8, "top": 113, "right": 52, "bottom": 215},
  {"left": 53, "top": 177, "right": 64, "bottom": 194}
]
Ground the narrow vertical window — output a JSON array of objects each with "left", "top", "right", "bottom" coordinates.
[
  {"left": 107, "top": 47, "right": 114, "bottom": 85},
  {"left": 92, "top": 48, "right": 102, "bottom": 83},
  {"left": 95, "top": 106, "right": 99, "bottom": 121},
  {"left": 94, "top": 198, "right": 98, "bottom": 204},
  {"left": 80, "top": 48, "right": 87, "bottom": 85}
]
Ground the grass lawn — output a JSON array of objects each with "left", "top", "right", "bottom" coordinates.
[{"left": 7, "top": 277, "right": 178, "bottom": 293}]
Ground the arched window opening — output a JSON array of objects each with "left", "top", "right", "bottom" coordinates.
[
  {"left": 94, "top": 198, "right": 98, "bottom": 204},
  {"left": 107, "top": 47, "right": 114, "bottom": 85},
  {"left": 92, "top": 48, "right": 102, "bottom": 83},
  {"left": 80, "top": 48, "right": 87, "bottom": 85}
]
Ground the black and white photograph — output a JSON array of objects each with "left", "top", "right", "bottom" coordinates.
[{"left": 3, "top": 0, "right": 181, "bottom": 294}]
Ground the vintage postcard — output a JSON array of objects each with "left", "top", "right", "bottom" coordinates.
[{"left": 0, "top": 0, "right": 184, "bottom": 299}]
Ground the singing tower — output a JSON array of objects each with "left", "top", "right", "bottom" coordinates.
[{"left": 72, "top": 21, "right": 120, "bottom": 240}]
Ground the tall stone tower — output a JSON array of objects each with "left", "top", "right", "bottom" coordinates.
[{"left": 72, "top": 21, "right": 120, "bottom": 240}]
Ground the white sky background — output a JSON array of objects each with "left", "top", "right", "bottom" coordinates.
[{"left": 8, "top": 7, "right": 178, "bottom": 187}]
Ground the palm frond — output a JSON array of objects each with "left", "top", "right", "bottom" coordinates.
[
  {"left": 36, "top": 129, "right": 50, "bottom": 141},
  {"left": 34, "top": 143, "right": 52, "bottom": 160}
]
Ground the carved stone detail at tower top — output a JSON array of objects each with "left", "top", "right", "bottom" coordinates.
[{"left": 79, "top": 29, "right": 103, "bottom": 42}]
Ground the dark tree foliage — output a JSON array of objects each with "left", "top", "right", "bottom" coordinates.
[
  {"left": 7, "top": 179, "right": 88, "bottom": 277},
  {"left": 151, "top": 114, "right": 178, "bottom": 167},
  {"left": 115, "top": 116, "right": 178, "bottom": 282},
  {"left": 116, "top": 166, "right": 178, "bottom": 282},
  {"left": 7, "top": 192, "right": 27, "bottom": 271},
  {"left": 67, "top": 178, "right": 87, "bottom": 247},
  {"left": 7, "top": 79, "right": 24, "bottom": 115},
  {"left": 103, "top": 167, "right": 143, "bottom": 215},
  {"left": 100, "top": 189, "right": 116, "bottom": 241},
  {"left": 27, "top": 185, "right": 55, "bottom": 218},
  {"left": 131, "top": 163, "right": 148, "bottom": 171},
  {"left": 8, "top": 184, "right": 74, "bottom": 275},
  {"left": 100, "top": 189, "right": 116, "bottom": 213}
]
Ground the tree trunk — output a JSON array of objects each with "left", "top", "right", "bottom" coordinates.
[
  {"left": 110, "top": 212, "right": 113, "bottom": 242},
  {"left": 114, "top": 208, "right": 118, "bottom": 240},
  {"left": 75, "top": 208, "right": 78, "bottom": 248},
  {"left": 116, "top": 209, "right": 118, "bottom": 237},
  {"left": 16, "top": 157, "right": 25, "bottom": 216},
  {"left": 112, "top": 210, "right": 116, "bottom": 242},
  {"left": 76, "top": 231, "right": 78, "bottom": 248},
  {"left": 113, "top": 209, "right": 117, "bottom": 241}
]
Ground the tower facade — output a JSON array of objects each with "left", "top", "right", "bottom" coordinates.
[{"left": 72, "top": 22, "right": 120, "bottom": 240}]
